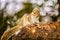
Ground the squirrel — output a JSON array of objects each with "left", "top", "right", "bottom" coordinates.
[{"left": 1, "top": 8, "right": 40, "bottom": 40}]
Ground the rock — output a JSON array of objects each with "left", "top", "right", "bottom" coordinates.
[{"left": 12, "top": 22, "right": 60, "bottom": 40}]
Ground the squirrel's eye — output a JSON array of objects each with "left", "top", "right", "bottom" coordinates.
[{"left": 34, "top": 12, "right": 35, "bottom": 14}]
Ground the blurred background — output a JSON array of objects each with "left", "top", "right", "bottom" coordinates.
[{"left": 0, "top": 0, "right": 60, "bottom": 38}]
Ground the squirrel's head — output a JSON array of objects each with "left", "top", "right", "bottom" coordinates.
[
  {"left": 31, "top": 8, "right": 40, "bottom": 19},
  {"left": 29, "top": 8, "right": 40, "bottom": 23}
]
